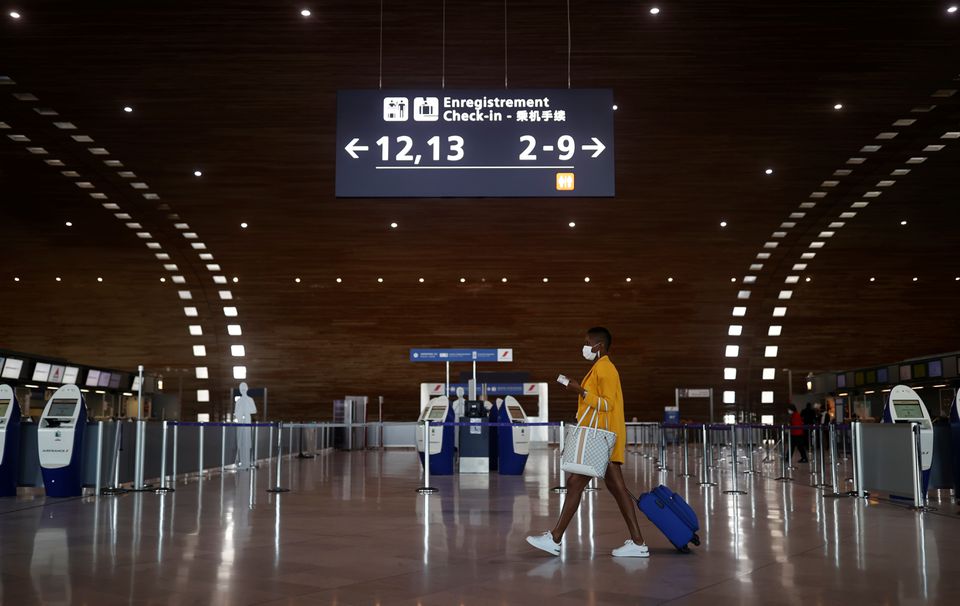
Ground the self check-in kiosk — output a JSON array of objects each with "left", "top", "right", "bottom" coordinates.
[
  {"left": 497, "top": 396, "right": 529, "bottom": 475},
  {"left": 38, "top": 384, "right": 87, "bottom": 497},
  {"left": 459, "top": 400, "right": 491, "bottom": 473},
  {"left": 0, "top": 385, "right": 21, "bottom": 497},
  {"left": 883, "top": 384, "right": 934, "bottom": 494},
  {"left": 417, "top": 396, "right": 455, "bottom": 475},
  {"left": 949, "top": 390, "right": 960, "bottom": 498}
]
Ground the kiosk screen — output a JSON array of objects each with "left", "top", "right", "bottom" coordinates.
[
  {"left": 0, "top": 403, "right": 8, "bottom": 417},
  {"left": 893, "top": 400, "right": 924, "bottom": 419},
  {"left": 48, "top": 400, "right": 77, "bottom": 418},
  {"left": 507, "top": 406, "right": 524, "bottom": 421},
  {"left": 428, "top": 407, "right": 446, "bottom": 420},
  {"left": 97, "top": 372, "right": 112, "bottom": 388}
]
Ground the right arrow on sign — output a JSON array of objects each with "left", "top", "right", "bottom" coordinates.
[
  {"left": 581, "top": 137, "right": 606, "bottom": 158},
  {"left": 344, "top": 138, "right": 369, "bottom": 159}
]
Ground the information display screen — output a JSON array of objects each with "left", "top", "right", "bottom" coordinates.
[
  {"left": 48, "top": 365, "right": 65, "bottom": 384},
  {"left": 892, "top": 400, "right": 924, "bottom": 419},
  {"left": 32, "top": 362, "right": 51, "bottom": 382},
  {"left": 108, "top": 374, "right": 122, "bottom": 389},
  {"left": 85, "top": 369, "right": 101, "bottom": 387},
  {"left": 507, "top": 405, "right": 524, "bottom": 421},
  {"left": 62, "top": 367, "right": 79, "bottom": 385},
  {"left": 427, "top": 407, "right": 446, "bottom": 420},
  {"left": 131, "top": 376, "right": 141, "bottom": 391},
  {"left": 97, "top": 372, "right": 112, "bottom": 388},
  {"left": 337, "top": 89, "right": 615, "bottom": 197},
  {"left": 1, "top": 358, "right": 23, "bottom": 379},
  {"left": 48, "top": 399, "right": 77, "bottom": 418},
  {"left": 0, "top": 403, "right": 8, "bottom": 417}
]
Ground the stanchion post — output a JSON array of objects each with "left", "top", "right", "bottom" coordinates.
[
  {"left": 551, "top": 421, "right": 567, "bottom": 493},
  {"left": 699, "top": 424, "right": 717, "bottom": 487},
  {"left": 723, "top": 424, "right": 746, "bottom": 495},
  {"left": 680, "top": 425, "right": 693, "bottom": 477},
  {"left": 816, "top": 425, "right": 830, "bottom": 488},
  {"left": 155, "top": 420, "right": 175, "bottom": 493},
  {"left": 297, "top": 424, "right": 315, "bottom": 458},
  {"left": 101, "top": 421, "right": 128, "bottom": 496},
  {"left": 172, "top": 424, "right": 179, "bottom": 485},
  {"left": 744, "top": 424, "right": 758, "bottom": 475},
  {"left": 267, "top": 422, "right": 290, "bottom": 493},
  {"left": 657, "top": 424, "right": 669, "bottom": 471},
  {"left": 852, "top": 420, "right": 866, "bottom": 499},
  {"left": 221, "top": 425, "right": 227, "bottom": 472},
  {"left": 198, "top": 423, "right": 205, "bottom": 479},
  {"left": 417, "top": 419, "right": 438, "bottom": 494},
  {"left": 775, "top": 426, "right": 792, "bottom": 482},
  {"left": 826, "top": 422, "right": 844, "bottom": 497},
  {"left": 910, "top": 423, "right": 928, "bottom": 511},
  {"left": 95, "top": 421, "right": 104, "bottom": 495},
  {"left": 253, "top": 424, "right": 259, "bottom": 468}
]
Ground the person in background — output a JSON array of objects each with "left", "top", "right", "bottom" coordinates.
[{"left": 788, "top": 404, "right": 808, "bottom": 463}]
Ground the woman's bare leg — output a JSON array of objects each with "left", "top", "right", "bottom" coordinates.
[
  {"left": 603, "top": 463, "right": 644, "bottom": 544},
  {"left": 550, "top": 473, "right": 591, "bottom": 543}
]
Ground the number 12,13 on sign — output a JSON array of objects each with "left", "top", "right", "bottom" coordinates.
[{"left": 346, "top": 135, "right": 606, "bottom": 164}]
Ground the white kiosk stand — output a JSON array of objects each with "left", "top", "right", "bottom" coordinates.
[
  {"left": 38, "top": 384, "right": 88, "bottom": 497},
  {"left": 0, "top": 385, "right": 21, "bottom": 497},
  {"left": 883, "top": 384, "right": 934, "bottom": 494}
]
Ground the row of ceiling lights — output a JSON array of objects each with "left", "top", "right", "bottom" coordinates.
[
  {"left": 9, "top": 6, "right": 960, "bottom": 21},
  {"left": 12, "top": 275, "right": 960, "bottom": 285}
]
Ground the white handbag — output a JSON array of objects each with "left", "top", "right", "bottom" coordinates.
[{"left": 561, "top": 405, "right": 616, "bottom": 478}]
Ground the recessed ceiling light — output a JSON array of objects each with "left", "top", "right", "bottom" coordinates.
[
  {"left": 805, "top": 277, "right": 811, "bottom": 282},
  {"left": 232, "top": 276, "right": 239, "bottom": 283},
  {"left": 542, "top": 277, "right": 549, "bottom": 283},
  {"left": 377, "top": 277, "right": 384, "bottom": 283},
  {"left": 55, "top": 277, "right": 61, "bottom": 282},
  {"left": 612, "top": 104, "right": 618, "bottom": 111},
  {"left": 390, "top": 222, "right": 398, "bottom": 228},
  {"left": 912, "top": 277, "right": 918, "bottom": 282},
  {"left": 900, "top": 220, "right": 907, "bottom": 226},
  {"left": 667, "top": 277, "right": 673, "bottom": 282},
  {"left": 123, "top": 106, "right": 133, "bottom": 113},
  {"left": 949, "top": 6, "right": 958, "bottom": 14},
  {"left": 720, "top": 220, "right": 727, "bottom": 227},
  {"left": 160, "top": 277, "right": 166, "bottom": 283},
  {"left": 834, "top": 103, "right": 843, "bottom": 110},
  {"left": 568, "top": 221, "right": 576, "bottom": 228},
  {"left": 869, "top": 277, "right": 875, "bottom": 282},
  {"left": 240, "top": 222, "right": 248, "bottom": 229},
  {"left": 459, "top": 277, "right": 466, "bottom": 283},
  {"left": 955, "top": 276, "right": 959, "bottom": 281},
  {"left": 730, "top": 277, "right": 737, "bottom": 282},
  {"left": 501, "top": 277, "right": 508, "bottom": 283},
  {"left": 13, "top": 277, "right": 20, "bottom": 282},
  {"left": 335, "top": 277, "right": 342, "bottom": 283},
  {"left": 649, "top": 7, "right": 660, "bottom": 15},
  {"left": 765, "top": 168, "right": 774, "bottom": 175},
  {"left": 625, "top": 277, "right": 632, "bottom": 282},
  {"left": 301, "top": 8, "right": 312, "bottom": 17},
  {"left": 9, "top": 11, "right": 20, "bottom": 19},
  {"left": 584, "top": 277, "right": 590, "bottom": 283},
  {"left": 97, "top": 277, "right": 103, "bottom": 282},
  {"left": 65, "top": 221, "right": 73, "bottom": 227},
  {"left": 193, "top": 170, "right": 203, "bottom": 177},
  {"left": 418, "top": 277, "right": 425, "bottom": 283},
  {"left": 294, "top": 277, "right": 301, "bottom": 283}
]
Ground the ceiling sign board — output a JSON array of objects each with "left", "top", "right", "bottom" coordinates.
[{"left": 336, "top": 89, "right": 615, "bottom": 198}]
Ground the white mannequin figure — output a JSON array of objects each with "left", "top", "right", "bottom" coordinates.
[
  {"left": 234, "top": 382, "right": 257, "bottom": 469},
  {"left": 453, "top": 386, "right": 466, "bottom": 419}
]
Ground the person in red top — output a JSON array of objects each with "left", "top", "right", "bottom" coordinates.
[{"left": 787, "top": 404, "right": 808, "bottom": 463}]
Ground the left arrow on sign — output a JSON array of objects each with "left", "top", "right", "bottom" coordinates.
[
  {"left": 581, "top": 137, "right": 606, "bottom": 158},
  {"left": 345, "top": 138, "right": 369, "bottom": 159}
]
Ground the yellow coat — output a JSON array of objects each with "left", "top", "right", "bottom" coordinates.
[{"left": 576, "top": 355, "right": 626, "bottom": 464}]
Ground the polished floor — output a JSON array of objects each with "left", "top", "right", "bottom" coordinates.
[{"left": 1, "top": 444, "right": 958, "bottom": 605}]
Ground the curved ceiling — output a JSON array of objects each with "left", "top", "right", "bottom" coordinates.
[{"left": 2, "top": 1, "right": 960, "bottom": 421}]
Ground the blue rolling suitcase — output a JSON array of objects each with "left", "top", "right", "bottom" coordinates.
[{"left": 637, "top": 485, "right": 701, "bottom": 553}]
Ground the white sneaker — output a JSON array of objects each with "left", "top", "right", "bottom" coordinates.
[
  {"left": 526, "top": 532, "right": 561, "bottom": 556},
  {"left": 612, "top": 540, "right": 650, "bottom": 558}
]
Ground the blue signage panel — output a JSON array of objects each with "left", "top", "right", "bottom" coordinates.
[
  {"left": 336, "top": 89, "right": 615, "bottom": 197},
  {"left": 410, "top": 349, "right": 513, "bottom": 363}
]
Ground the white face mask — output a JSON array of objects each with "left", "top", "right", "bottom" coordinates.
[{"left": 582, "top": 344, "right": 598, "bottom": 361}]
